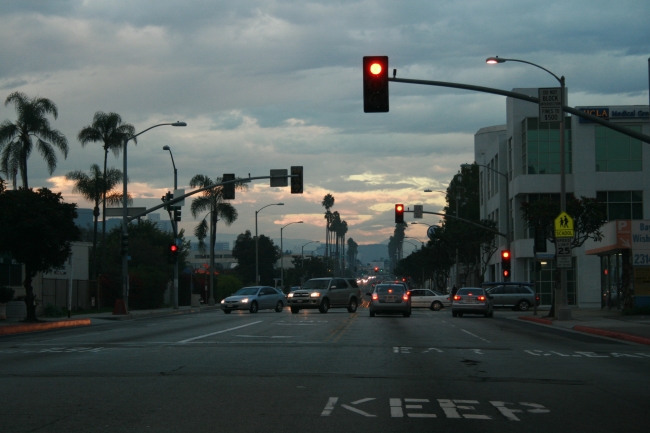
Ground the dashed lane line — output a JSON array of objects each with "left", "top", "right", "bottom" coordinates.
[{"left": 177, "top": 321, "right": 263, "bottom": 343}]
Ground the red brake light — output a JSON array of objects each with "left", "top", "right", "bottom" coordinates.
[
  {"left": 402, "top": 293, "right": 409, "bottom": 301},
  {"left": 477, "top": 296, "right": 486, "bottom": 301},
  {"left": 453, "top": 295, "right": 461, "bottom": 301},
  {"left": 388, "top": 289, "right": 393, "bottom": 293},
  {"left": 372, "top": 293, "right": 378, "bottom": 300}
]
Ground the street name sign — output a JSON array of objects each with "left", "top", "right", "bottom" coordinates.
[
  {"left": 554, "top": 211, "right": 574, "bottom": 238},
  {"left": 539, "top": 87, "right": 562, "bottom": 123}
]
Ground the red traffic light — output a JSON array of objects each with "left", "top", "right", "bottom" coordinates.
[
  {"left": 369, "top": 62, "right": 382, "bottom": 75},
  {"left": 501, "top": 250, "right": 510, "bottom": 259},
  {"left": 170, "top": 245, "right": 178, "bottom": 253},
  {"left": 363, "top": 56, "right": 389, "bottom": 113},
  {"left": 503, "top": 269, "right": 510, "bottom": 278},
  {"left": 395, "top": 203, "right": 405, "bottom": 224}
]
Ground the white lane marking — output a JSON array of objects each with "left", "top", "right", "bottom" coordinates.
[
  {"left": 461, "top": 329, "right": 491, "bottom": 343},
  {"left": 422, "top": 348, "right": 443, "bottom": 353},
  {"left": 177, "top": 321, "right": 263, "bottom": 343},
  {"left": 321, "top": 397, "right": 338, "bottom": 416},
  {"left": 340, "top": 404, "right": 376, "bottom": 417},
  {"left": 352, "top": 398, "right": 376, "bottom": 405}
]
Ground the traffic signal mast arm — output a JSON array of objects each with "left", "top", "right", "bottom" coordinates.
[
  {"left": 128, "top": 172, "right": 301, "bottom": 222},
  {"left": 388, "top": 77, "right": 650, "bottom": 144},
  {"left": 405, "top": 208, "right": 507, "bottom": 239}
]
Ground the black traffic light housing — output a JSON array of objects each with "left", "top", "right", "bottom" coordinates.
[
  {"left": 222, "top": 174, "right": 235, "bottom": 200},
  {"left": 168, "top": 243, "right": 179, "bottom": 264},
  {"left": 395, "top": 204, "right": 404, "bottom": 224},
  {"left": 363, "top": 56, "right": 389, "bottom": 113},
  {"left": 501, "top": 250, "right": 511, "bottom": 279},
  {"left": 291, "top": 166, "right": 303, "bottom": 194},
  {"left": 173, "top": 206, "right": 181, "bottom": 222},
  {"left": 120, "top": 233, "right": 129, "bottom": 256}
]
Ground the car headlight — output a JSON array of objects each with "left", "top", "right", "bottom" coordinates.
[
  {"left": 241, "top": 298, "right": 249, "bottom": 303},
  {"left": 310, "top": 292, "right": 321, "bottom": 298},
  {"left": 288, "top": 293, "right": 294, "bottom": 298},
  {"left": 220, "top": 299, "right": 225, "bottom": 304}
]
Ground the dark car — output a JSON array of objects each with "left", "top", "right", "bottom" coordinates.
[
  {"left": 368, "top": 283, "right": 411, "bottom": 317},
  {"left": 451, "top": 287, "right": 493, "bottom": 318},
  {"left": 482, "top": 282, "right": 539, "bottom": 311}
]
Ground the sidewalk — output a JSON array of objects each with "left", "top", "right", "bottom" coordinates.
[
  {"left": 518, "top": 308, "right": 650, "bottom": 345},
  {"left": 0, "top": 305, "right": 221, "bottom": 336}
]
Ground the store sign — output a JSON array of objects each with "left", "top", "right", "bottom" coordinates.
[{"left": 577, "top": 105, "right": 649, "bottom": 123}]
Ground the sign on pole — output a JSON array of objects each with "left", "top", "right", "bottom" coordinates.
[
  {"left": 414, "top": 205, "right": 423, "bottom": 219},
  {"left": 539, "top": 87, "right": 562, "bottom": 123},
  {"left": 554, "top": 211, "right": 574, "bottom": 238}
]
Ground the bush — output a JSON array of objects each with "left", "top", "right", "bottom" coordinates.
[
  {"left": 0, "top": 286, "right": 15, "bottom": 303},
  {"left": 44, "top": 303, "right": 66, "bottom": 317}
]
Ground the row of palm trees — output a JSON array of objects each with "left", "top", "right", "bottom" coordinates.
[{"left": 321, "top": 193, "right": 351, "bottom": 275}]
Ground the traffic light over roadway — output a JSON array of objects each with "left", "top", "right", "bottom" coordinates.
[
  {"left": 363, "top": 56, "right": 389, "bottom": 113},
  {"left": 395, "top": 204, "right": 404, "bottom": 224}
]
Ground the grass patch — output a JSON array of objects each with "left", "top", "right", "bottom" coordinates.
[{"left": 622, "top": 306, "right": 650, "bottom": 316}]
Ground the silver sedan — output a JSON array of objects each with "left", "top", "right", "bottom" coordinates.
[{"left": 221, "top": 286, "right": 285, "bottom": 314}]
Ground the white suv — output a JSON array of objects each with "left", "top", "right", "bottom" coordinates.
[{"left": 287, "top": 277, "right": 360, "bottom": 314}]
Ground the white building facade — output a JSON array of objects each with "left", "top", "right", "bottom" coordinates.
[{"left": 475, "top": 88, "right": 649, "bottom": 309}]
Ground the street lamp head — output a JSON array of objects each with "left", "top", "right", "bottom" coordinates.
[
  {"left": 423, "top": 189, "right": 432, "bottom": 192},
  {"left": 171, "top": 121, "right": 187, "bottom": 127},
  {"left": 486, "top": 56, "right": 505, "bottom": 64},
  {"left": 460, "top": 163, "right": 472, "bottom": 169},
  {"left": 163, "top": 145, "right": 170, "bottom": 150},
  {"left": 277, "top": 203, "right": 285, "bottom": 206}
]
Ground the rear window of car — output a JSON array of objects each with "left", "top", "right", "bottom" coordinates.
[
  {"left": 516, "top": 286, "right": 533, "bottom": 294},
  {"left": 457, "top": 288, "right": 484, "bottom": 296},
  {"left": 375, "top": 285, "right": 405, "bottom": 294}
]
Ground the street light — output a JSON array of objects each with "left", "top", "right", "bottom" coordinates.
[
  {"left": 487, "top": 55, "right": 570, "bottom": 320},
  {"left": 280, "top": 221, "right": 303, "bottom": 292},
  {"left": 162, "top": 145, "right": 181, "bottom": 308},
  {"left": 255, "top": 203, "right": 284, "bottom": 285},
  {"left": 120, "top": 121, "right": 186, "bottom": 313},
  {"left": 461, "top": 162, "right": 511, "bottom": 253},
  {"left": 301, "top": 240, "right": 321, "bottom": 269}
]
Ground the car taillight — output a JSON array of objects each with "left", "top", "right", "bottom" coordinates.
[
  {"left": 402, "top": 293, "right": 409, "bottom": 301},
  {"left": 477, "top": 296, "right": 486, "bottom": 301},
  {"left": 372, "top": 293, "right": 378, "bottom": 300},
  {"left": 453, "top": 295, "right": 461, "bottom": 301}
]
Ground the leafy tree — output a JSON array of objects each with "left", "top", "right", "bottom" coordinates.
[
  {"left": 232, "top": 230, "right": 280, "bottom": 285},
  {"left": 77, "top": 111, "right": 136, "bottom": 273},
  {"left": 521, "top": 196, "right": 607, "bottom": 314},
  {"left": 287, "top": 255, "right": 328, "bottom": 285},
  {"left": 0, "top": 92, "right": 68, "bottom": 189},
  {"left": 99, "top": 220, "right": 189, "bottom": 309},
  {"left": 0, "top": 180, "right": 80, "bottom": 321},
  {"left": 65, "top": 164, "right": 129, "bottom": 277}
]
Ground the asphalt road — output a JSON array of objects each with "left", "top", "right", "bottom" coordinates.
[{"left": 1, "top": 305, "right": 649, "bottom": 433}]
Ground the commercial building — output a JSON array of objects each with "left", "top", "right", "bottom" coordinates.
[{"left": 474, "top": 88, "right": 649, "bottom": 308}]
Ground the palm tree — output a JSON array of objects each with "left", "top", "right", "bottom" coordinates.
[
  {"left": 190, "top": 174, "right": 246, "bottom": 300},
  {"left": 65, "top": 164, "right": 130, "bottom": 277},
  {"left": 0, "top": 92, "right": 68, "bottom": 189},
  {"left": 321, "top": 194, "right": 335, "bottom": 271},
  {"left": 77, "top": 111, "right": 136, "bottom": 267}
]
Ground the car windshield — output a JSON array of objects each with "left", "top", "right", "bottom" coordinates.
[
  {"left": 303, "top": 279, "right": 330, "bottom": 290},
  {"left": 457, "top": 288, "right": 484, "bottom": 296},
  {"left": 234, "top": 287, "right": 260, "bottom": 296},
  {"left": 375, "top": 285, "right": 405, "bottom": 294}
]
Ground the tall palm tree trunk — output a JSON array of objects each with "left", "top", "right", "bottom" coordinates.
[{"left": 100, "top": 149, "right": 109, "bottom": 276}]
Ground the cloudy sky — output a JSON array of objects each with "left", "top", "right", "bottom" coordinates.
[{"left": 1, "top": 0, "right": 648, "bottom": 249}]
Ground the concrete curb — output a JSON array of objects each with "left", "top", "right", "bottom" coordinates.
[
  {"left": 0, "top": 318, "right": 91, "bottom": 336},
  {"left": 518, "top": 315, "right": 554, "bottom": 326},
  {"left": 572, "top": 325, "right": 650, "bottom": 346},
  {"left": 97, "top": 306, "right": 221, "bottom": 321}
]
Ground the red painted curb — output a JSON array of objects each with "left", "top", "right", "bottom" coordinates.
[
  {"left": 573, "top": 325, "right": 650, "bottom": 346},
  {"left": 518, "top": 316, "right": 554, "bottom": 325},
  {"left": 0, "top": 318, "right": 91, "bottom": 336}
]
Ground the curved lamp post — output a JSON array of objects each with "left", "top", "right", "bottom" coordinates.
[
  {"left": 255, "top": 203, "right": 284, "bottom": 285},
  {"left": 301, "top": 241, "right": 321, "bottom": 281},
  {"left": 121, "top": 121, "right": 186, "bottom": 312},
  {"left": 161, "top": 145, "right": 180, "bottom": 307},
  {"left": 487, "top": 56, "right": 569, "bottom": 320},
  {"left": 280, "top": 221, "right": 303, "bottom": 292}
]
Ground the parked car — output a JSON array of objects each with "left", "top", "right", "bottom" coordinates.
[
  {"left": 221, "top": 286, "right": 285, "bottom": 314},
  {"left": 287, "top": 277, "right": 360, "bottom": 314},
  {"left": 482, "top": 282, "right": 539, "bottom": 311},
  {"left": 368, "top": 283, "right": 411, "bottom": 317},
  {"left": 408, "top": 289, "right": 451, "bottom": 311},
  {"left": 451, "top": 287, "right": 493, "bottom": 318}
]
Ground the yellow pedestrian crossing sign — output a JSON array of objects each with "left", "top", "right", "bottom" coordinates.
[{"left": 554, "top": 212, "right": 574, "bottom": 238}]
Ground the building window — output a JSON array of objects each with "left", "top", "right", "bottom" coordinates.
[
  {"left": 522, "top": 117, "right": 572, "bottom": 175},
  {"left": 595, "top": 125, "right": 642, "bottom": 172},
  {"left": 528, "top": 258, "right": 577, "bottom": 306},
  {"left": 508, "top": 137, "right": 513, "bottom": 181},
  {"left": 596, "top": 191, "right": 643, "bottom": 220}
]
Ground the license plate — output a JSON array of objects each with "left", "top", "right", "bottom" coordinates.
[
  {"left": 297, "top": 300, "right": 304, "bottom": 303},
  {"left": 385, "top": 296, "right": 395, "bottom": 302},
  {"left": 226, "top": 304, "right": 234, "bottom": 308}
]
